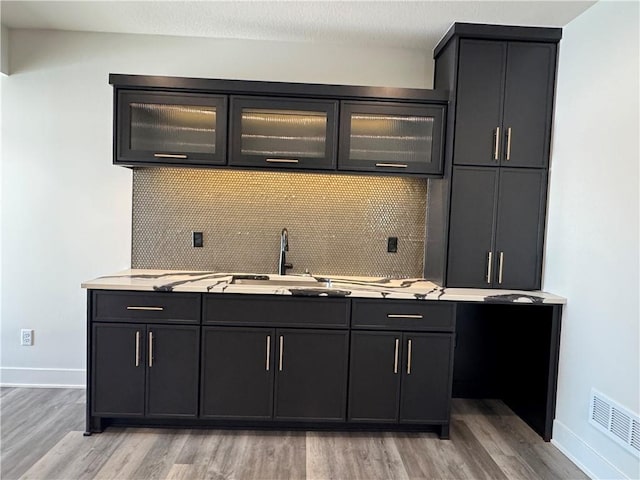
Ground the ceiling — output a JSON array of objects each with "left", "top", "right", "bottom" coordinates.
[{"left": 1, "top": 1, "right": 595, "bottom": 50}]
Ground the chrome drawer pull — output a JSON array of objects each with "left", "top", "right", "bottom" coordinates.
[
  {"left": 154, "top": 153, "right": 188, "bottom": 159},
  {"left": 148, "top": 331, "right": 154, "bottom": 367},
  {"left": 407, "top": 339, "right": 412, "bottom": 375},
  {"left": 279, "top": 336, "right": 284, "bottom": 372},
  {"left": 393, "top": 338, "right": 399, "bottom": 374},
  {"left": 506, "top": 128, "right": 512, "bottom": 161},
  {"left": 266, "top": 158, "right": 299, "bottom": 164},
  {"left": 135, "top": 331, "right": 140, "bottom": 367},
  {"left": 498, "top": 252, "right": 505, "bottom": 285},
  {"left": 266, "top": 335, "right": 271, "bottom": 371},
  {"left": 127, "top": 306, "right": 164, "bottom": 311},
  {"left": 375, "top": 163, "right": 408, "bottom": 168},
  {"left": 387, "top": 314, "right": 423, "bottom": 319},
  {"left": 494, "top": 127, "right": 500, "bottom": 160},
  {"left": 487, "top": 251, "right": 493, "bottom": 284}
]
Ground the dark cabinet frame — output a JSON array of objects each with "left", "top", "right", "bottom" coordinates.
[
  {"left": 229, "top": 96, "right": 339, "bottom": 170},
  {"left": 115, "top": 90, "right": 228, "bottom": 166},
  {"left": 110, "top": 74, "right": 448, "bottom": 176},
  {"left": 338, "top": 101, "right": 446, "bottom": 175}
]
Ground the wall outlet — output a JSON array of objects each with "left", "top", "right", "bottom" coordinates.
[
  {"left": 21, "top": 329, "right": 34, "bottom": 346},
  {"left": 387, "top": 237, "right": 398, "bottom": 253},
  {"left": 192, "top": 231, "right": 204, "bottom": 248}
]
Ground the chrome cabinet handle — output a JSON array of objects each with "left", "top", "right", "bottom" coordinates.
[
  {"left": 127, "top": 306, "right": 164, "bottom": 311},
  {"left": 494, "top": 127, "right": 501, "bottom": 160},
  {"left": 154, "top": 153, "right": 188, "bottom": 159},
  {"left": 279, "top": 336, "right": 284, "bottom": 372},
  {"left": 387, "top": 314, "right": 423, "bottom": 319},
  {"left": 135, "top": 331, "right": 140, "bottom": 367},
  {"left": 266, "top": 335, "right": 271, "bottom": 371},
  {"left": 487, "top": 251, "right": 493, "bottom": 284},
  {"left": 407, "top": 339, "right": 412, "bottom": 375},
  {"left": 498, "top": 252, "right": 504, "bottom": 285},
  {"left": 266, "top": 158, "right": 299, "bottom": 164},
  {"left": 393, "top": 338, "right": 399, "bottom": 374},
  {"left": 375, "top": 163, "right": 408, "bottom": 168},
  {"left": 506, "top": 128, "right": 512, "bottom": 161},
  {"left": 148, "top": 331, "right": 153, "bottom": 367}
]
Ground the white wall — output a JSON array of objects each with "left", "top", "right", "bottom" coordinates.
[
  {"left": 0, "top": 29, "right": 431, "bottom": 386},
  {"left": 544, "top": 1, "right": 640, "bottom": 479},
  {"left": 1, "top": 24, "right": 9, "bottom": 75}
]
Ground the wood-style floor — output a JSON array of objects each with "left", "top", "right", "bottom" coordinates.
[{"left": 0, "top": 388, "right": 587, "bottom": 480}]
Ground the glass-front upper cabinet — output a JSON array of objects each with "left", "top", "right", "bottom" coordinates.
[
  {"left": 338, "top": 102, "right": 446, "bottom": 175},
  {"left": 229, "top": 96, "right": 338, "bottom": 170},
  {"left": 116, "top": 91, "right": 228, "bottom": 165}
]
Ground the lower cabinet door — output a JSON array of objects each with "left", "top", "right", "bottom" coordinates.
[
  {"left": 348, "top": 331, "right": 402, "bottom": 422},
  {"left": 399, "top": 333, "right": 454, "bottom": 423},
  {"left": 274, "top": 329, "right": 349, "bottom": 421},
  {"left": 200, "top": 327, "right": 275, "bottom": 419},
  {"left": 92, "top": 323, "right": 145, "bottom": 416},
  {"left": 146, "top": 325, "right": 200, "bottom": 417}
]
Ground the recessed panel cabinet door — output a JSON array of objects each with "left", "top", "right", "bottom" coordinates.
[
  {"left": 200, "top": 327, "right": 275, "bottom": 419},
  {"left": 274, "top": 329, "right": 349, "bottom": 421},
  {"left": 146, "top": 325, "right": 200, "bottom": 417},
  {"left": 447, "top": 167, "right": 499, "bottom": 288},
  {"left": 494, "top": 169, "right": 547, "bottom": 290},
  {"left": 454, "top": 40, "right": 506, "bottom": 166},
  {"left": 502, "top": 43, "right": 556, "bottom": 168},
  {"left": 92, "top": 323, "right": 145, "bottom": 417},
  {"left": 348, "top": 331, "right": 402, "bottom": 422},
  {"left": 400, "top": 333, "right": 454, "bottom": 423}
]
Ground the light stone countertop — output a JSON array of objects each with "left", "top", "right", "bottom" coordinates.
[{"left": 82, "top": 269, "right": 566, "bottom": 305}]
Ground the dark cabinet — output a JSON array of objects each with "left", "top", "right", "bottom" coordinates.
[
  {"left": 447, "top": 166, "right": 547, "bottom": 289},
  {"left": 201, "top": 326, "right": 348, "bottom": 422},
  {"left": 338, "top": 101, "right": 445, "bottom": 175},
  {"left": 92, "top": 323, "right": 145, "bottom": 416},
  {"left": 201, "top": 327, "right": 274, "bottom": 419},
  {"left": 229, "top": 96, "right": 338, "bottom": 170},
  {"left": 348, "top": 331, "right": 454, "bottom": 429},
  {"left": 115, "top": 90, "right": 227, "bottom": 166},
  {"left": 274, "top": 329, "right": 349, "bottom": 421},
  {"left": 454, "top": 40, "right": 556, "bottom": 168},
  {"left": 348, "top": 331, "right": 402, "bottom": 423},
  {"left": 145, "top": 325, "right": 200, "bottom": 417},
  {"left": 91, "top": 322, "right": 199, "bottom": 418},
  {"left": 399, "top": 333, "right": 453, "bottom": 424}
]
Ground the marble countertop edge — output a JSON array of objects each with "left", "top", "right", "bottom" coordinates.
[{"left": 81, "top": 269, "right": 566, "bottom": 305}]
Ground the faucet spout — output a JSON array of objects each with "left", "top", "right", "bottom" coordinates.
[{"left": 279, "top": 228, "right": 293, "bottom": 275}]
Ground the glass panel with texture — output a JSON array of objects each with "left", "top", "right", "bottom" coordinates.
[
  {"left": 240, "top": 109, "right": 327, "bottom": 158},
  {"left": 349, "top": 113, "right": 433, "bottom": 163},
  {"left": 130, "top": 103, "right": 217, "bottom": 154},
  {"left": 339, "top": 102, "right": 445, "bottom": 175}
]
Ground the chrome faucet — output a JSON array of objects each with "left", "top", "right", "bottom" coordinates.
[{"left": 279, "top": 228, "right": 293, "bottom": 275}]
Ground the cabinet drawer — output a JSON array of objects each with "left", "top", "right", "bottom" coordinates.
[
  {"left": 351, "top": 300, "right": 455, "bottom": 332},
  {"left": 93, "top": 291, "right": 201, "bottom": 324},
  {"left": 204, "top": 295, "right": 349, "bottom": 328}
]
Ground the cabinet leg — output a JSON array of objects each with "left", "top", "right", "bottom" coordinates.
[
  {"left": 84, "top": 416, "right": 104, "bottom": 436},
  {"left": 439, "top": 424, "right": 450, "bottom": 440}
]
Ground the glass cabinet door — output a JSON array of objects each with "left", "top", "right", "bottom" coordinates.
[
  {"left": 116, "top": 91, "right": 227, "bottom": 165},
  {"left": 229, "top": 97, "right": 338, "bottom": 170},
  {"left": 338, "top": 102, "right": 445, "bottom": 175}
]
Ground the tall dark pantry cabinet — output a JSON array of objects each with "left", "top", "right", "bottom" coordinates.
[{"left": 425, "top": 24, "right": 562, "bottom": 290}]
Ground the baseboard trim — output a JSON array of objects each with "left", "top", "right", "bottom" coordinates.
[
  {"left": 0, "top": 367, "right": 85, "bottom": 388},
  {"left": 552, "top": 419, "right": 629, "bottom": 480}
]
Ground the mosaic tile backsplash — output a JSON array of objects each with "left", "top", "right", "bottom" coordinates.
[{"left": 132, "top": 168, "right": 427, "bottom": 277}]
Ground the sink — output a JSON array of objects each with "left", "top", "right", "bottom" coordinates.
[{"left": 231, "top": 277, "right": 331, "bottom": 288}]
